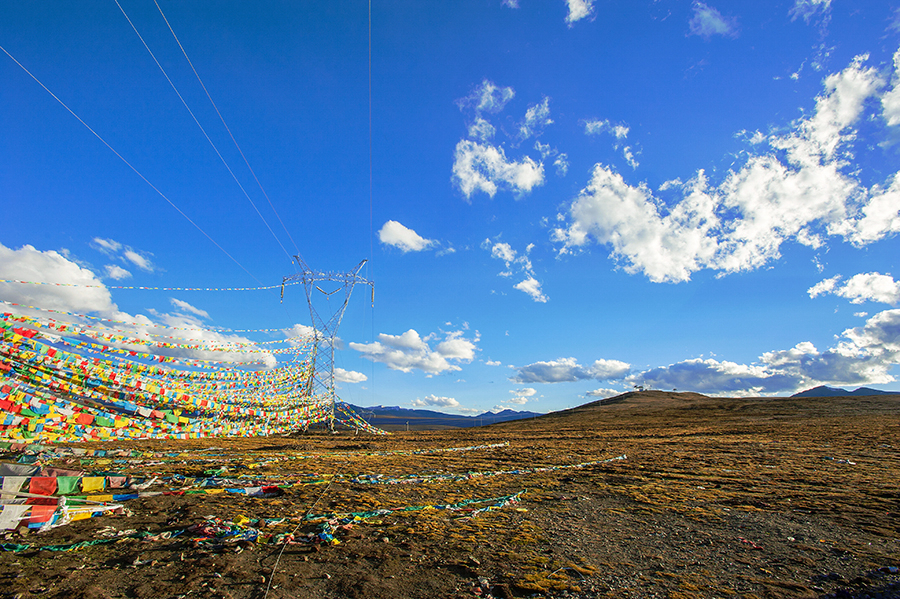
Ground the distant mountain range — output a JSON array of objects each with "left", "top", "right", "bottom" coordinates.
[
  {"left": 344, "top": 404, "right": 542, "bottom": 430},
  {"left": 791, "top": 386, "right": 900, "bottom": 398}
]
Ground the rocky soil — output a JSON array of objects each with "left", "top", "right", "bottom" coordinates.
[{"left": 1, "top": 391, "right": 898, "bottom": 599}]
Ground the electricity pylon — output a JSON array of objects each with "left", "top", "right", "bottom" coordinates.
[{"left": 282, "top": 256, "right": 373, "bottom": 426}]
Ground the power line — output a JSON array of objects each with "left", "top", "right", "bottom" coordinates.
[
  {"left": 0, "top": 42, "right": 263, "bottom": 287},
  {"left": 113, "top": 0, "right": 295, "bottom": 264},
  {"left": 152, "top": 0, "right": 301, "bottom": 259}
]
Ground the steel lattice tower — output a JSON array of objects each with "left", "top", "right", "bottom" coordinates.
[{"left": 282, "top": 256, "right": 373, "bottom": 425}]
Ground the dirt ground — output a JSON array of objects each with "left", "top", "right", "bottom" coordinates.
[{"left": 1, "top": 391, "right": 898, "bottom": 599}]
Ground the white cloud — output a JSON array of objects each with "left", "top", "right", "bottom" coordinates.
[
  {"left": 92, "top": 238, "right": 155, "bottom": 273},
  {"left": 378, "top": 220, "right": 436, "bottom": 252},
  {"left": 512, "top": 357, "right": 630, "bottom": 383},
  {"left": 586, "top": 388, "right": 620, "bottom": 398},
  {"left": 454, "top": 82, "right": 551, "bottom": 199},
  {"left": 554, "top": 153, "right": 569, "bottom": 176},
  {"left": 809, "top": 273, "right": 900, "bottom": 305},
  {"left": 0, "top": 242, "right": 277, "bottom": 368},
  {"left": 335, "top": 367, "right": 367, "bottom": 383},
  {"left": 491, "top": 241, "right": 517, "bottom": 264},
  {"left": 807, "top": 275, "right": 840, "bottom": 298},
  {"left": 91, "top": 238, "right": 122, "bottom": 254},
  {"left": 565, "top": 0, "right": 594, "bottom": 27},
  {"left": 789, "top": 0, "right": 831, "bottom": 23},
  {"left": 0, "top": 242, "right": 119, "bottom": 316},
  {"left": 349, "top": 328, "right": 479, "bottom": 375},
  {"left": 453, "top": 140, "right": 545, "bottom": 199},
  {"left": 553, "top": 168, "right": 720, "bottom": 282},
  {"left": 627, "top": 309, "right": 900, "bottom": 395},
  {"left": 104, "top": 264, "right": 132, "bottom": 280},
  {"left": 882, "top": 49, "right": 900, "bottom": 127},
  {"left": 627, "top": 356, "right": 797, "bottom": 395},
  {"left": 170, "top": 298, "right": 210, "bottom": 319},
  {"left": 509, "top": 387, "right": 536, "bottom": 404},
  {"left": 411, "top": 394, "right": 461, "bottom": 409},
  {"left": 554, "top": 53, "right": 896, "bottom": 283},
  {"left": 146, "top": 311, "right": 278, "bottom": 369},
  {"left": 502, "top": 0, "right": 519, "bottom": 7},
  {"left": 487, "top": 241, "right": 548, "bottom": 303},
  {"left": 518, "top": 97, "right": 553, "bottom": 140},
  {"left": 435, "top": 330, "right": 479, "bottom": 362},
  {"left": 844, "top": 173, "right": 900, "bottom": 246},
  {"left": 623, "top": 146, "right": 639, "bottom": 170},
  {"left": 486, "top": 359, "right": 502, "bottom": 366},
  {"left": 584, "top": 119, "right": 637, "bottom": 168},
  {"left": 457, "top": 79, "right": 515, "bottom": 115},
  {"left": 839, "top": 309, "right": 900, "bottom": 363},
  {"left": 514, "top": 276, "right": 549, "bottom": 303},
  {"left": 468, "top": 116, "right": 496, "bottom": 141},
  {"left": 584, "top": 119, "right": 629, "bottom": 139},
  {"left": 287, "top": 323, "right": 316, "bottom": 341},
  {"left": 688, "top": 2, "right": 738, "bottom": 39},
  {"left": 123, "top": 250, "right": 154, "bottom": 272}
]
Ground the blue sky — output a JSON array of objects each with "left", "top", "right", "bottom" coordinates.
[{"left": 2, "top": 0, "right": 900, "bottom": 414}]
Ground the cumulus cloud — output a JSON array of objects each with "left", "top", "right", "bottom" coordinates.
[
  {"left": 491, "top": 241, "right": 517, "bottom": 266},
  {"left": 628, "top": 309, "right": 900, "bottom": 395},
  {"left": 453, "top": 140, "right": 545, "bottom": 199},
  {"left": 511, "top": 357, "right": 630, "bottom": 383},
  {"left": 809, "top": 273, "right": 900, "bottom": 305},
  {"left": 1, "top": 242, "right": 119, "bottom": 316},
  {"left": 882, "top": 49, "right": 900, "bottom": 127},
  {"left": 584, "top": 119, "right": 629, "bottom": 140},
  {"left": 554, "top": 53, "right": 897, "bottom": 283},
  {"left": 335, "top": 367, "right": 367, "bottom": 383},
  {"left": 91, "top": 238, "right": 122, "bottom": 253},
  {"left": 104, "top": 264, "right": 132, "bottom": 280},
  {"left": 554, "top": 153, "right": 569, "bottom": 176},
  {"left": 91, "top": 237, "right": 155, "bottom": 273},
  {"left": 517, "top": 97, "right": 553, "bottom": 141},
  {"left": 509, "top": 387, "right": 536, "bottom": 404},
  {"left": 453, "top": 81, "right": 551, "bottom": 200},
  {"left": 411, "top": 394, "right": 461, "bottom": 409},
  {"left": 623, "top": 146, "right": 639, "bottom": 170},
  {"left": 514, "top": 277, "right": 549, "bottom": 303},
  {"left": 170, "top": 298, "right": 210, "bottom": 319},
  {"left": 586, "top": 388, "right": 620, "bottom": 398},
  {"left": 584, "top": 119, "right": 638, "bottom": 168},
  {"left": 0, "top": 242, "right": 279, "bottom": 368},
  {"left": 349, "top": 328, "right": 479, "bottom": 375},
  {"left": 378, "top": 220, "right": 436, "bottom": 252},
  {"left": 123, "top": 250, "right": 154, "bottom": 272},
  {"left": 565, "top": 0, "right": 594, "bottom": 27},
  {"left": 287, "top": 323, "right": 317, "bottom": 341},
  {"left": 485, "top": 240, "right": 548, "bottom": 302},
  {"left": 457, "top": 79, "right": 515, "bottom": 115},
  {"left": 789, "top": 0, "right": 831, "bottom": 23},
  {"left": 144, "top": 310, "right": 278, "bottom": 369},
  {"left": 535, "top": 142, "right": 568, "bottom": 177},
  {"left": 468, "top": 117, "right": 496, "bottom": 142},
  {"left": 688, "top": 2, "right": 739, "bottom": 39}
]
